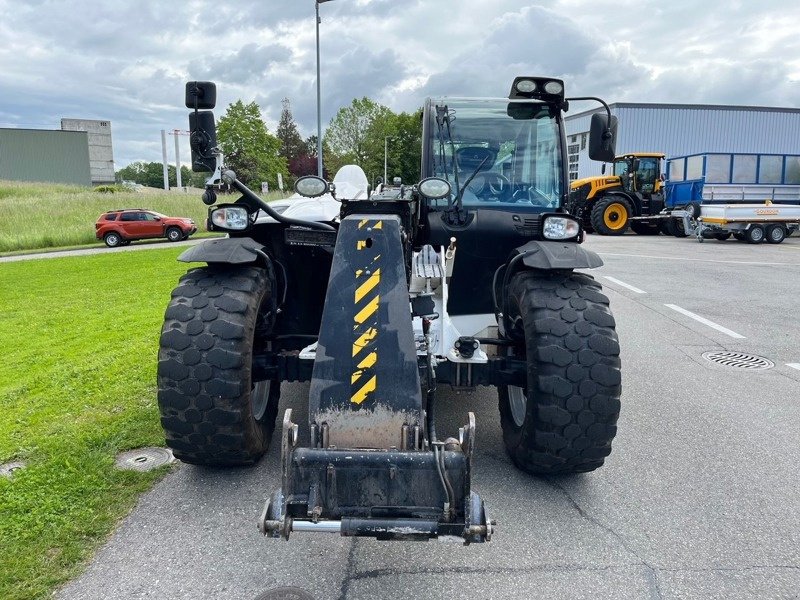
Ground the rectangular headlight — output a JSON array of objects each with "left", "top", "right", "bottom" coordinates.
[
  {"left": 543, "top": 216, "right": 580, "bottom": 240},
  {"left": 210, "top": 205, "right": 250, "bottom": 230}
]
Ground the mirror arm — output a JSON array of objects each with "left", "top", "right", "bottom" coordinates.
[
  {"left": 225, "top": 172, "right": 336, "bottom": 232},
  {"left": 566, "top": 96, "right": 612, "bottom": 127}
]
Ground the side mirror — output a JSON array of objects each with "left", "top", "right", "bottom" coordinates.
[
  {"left": 601, "top": 163, "right": 606, "bottom": 175},
  {"left": 185, "top": 81, "right": 217, "bottom": 110},
  {"left": 154, "top": 216, "right": 162, "bottom": 221},
  {"left": 189, "top": 110, "right": 217, "bottom": 172},
  {"left": 588, "top": 113, "right": 617, "bottom": 162},
  {"left": 631, "top": 159, "right": 640, "bottom": 172}
]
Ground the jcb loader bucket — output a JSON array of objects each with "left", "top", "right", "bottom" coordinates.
[{"left": 259, "top": 215, "right": 492, "bottom": 542}]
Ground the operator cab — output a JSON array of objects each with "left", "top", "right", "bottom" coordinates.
[
  {"left": 423, "top": 98, "right": 564, "bottom": 216},
  {"left": 612, "top": 154, "right": 662, "bottom": 195}
]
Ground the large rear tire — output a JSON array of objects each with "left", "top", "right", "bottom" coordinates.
[
  {"left": 157, "top": 265, "right": 280, "bottom": 466},
  {"left": 498, "top": 271, "right": 622, "bottom": 474},
  {"left": 590, "top": 196, "right": 632, "bottom": 235}
]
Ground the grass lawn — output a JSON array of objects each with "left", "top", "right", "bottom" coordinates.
[
  {"left": 0, "top": 248, "right": 192, "bottom": 599},
  {"left": 0, "top": 180, "right": 288, "bottom": 253}
]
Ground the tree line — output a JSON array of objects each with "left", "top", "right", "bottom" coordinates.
[{"left": 116, "top": 98, "right": 421, "bottom": 191}]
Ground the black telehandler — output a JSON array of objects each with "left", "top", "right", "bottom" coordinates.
[{"left": 157, "top": 77, "right": 621, "bottom": 543}]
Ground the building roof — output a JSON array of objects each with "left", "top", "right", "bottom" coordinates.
[{"left": 566, "top": 102, "right": 800, "bottom": 120}]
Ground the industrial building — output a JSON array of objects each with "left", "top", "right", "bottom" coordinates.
[
  {"left": 0, "top": 128, "right": 92, "bottom": 187},
  {"left": 60, "top": 118, "right": 115, "bottom": 185},
  {"left": 0, "top": 118, "right": 114, "bottom": 187},
  {"left": 564, "top": 103, "right": 800, "bottom": 182}
]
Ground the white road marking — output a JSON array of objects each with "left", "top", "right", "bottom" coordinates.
[
  {"left": 664, "top": 304, "right": 746, "bottom": 339},
  {"left": 602, "top": 276, "right": 647, "bottom": 294},
  {"left": 597, "top": 252, "right": 796, "bottom": 267},
  {"left": 787, "top": 363, "right": 800, "bottom": 371}
]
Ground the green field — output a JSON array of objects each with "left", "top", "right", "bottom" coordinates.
[
  {"left": 0, "top": 180, "right": 287, "bottom": 253},
  {"left": 0, "top": 248, "right": 192, "bottom": 599}
]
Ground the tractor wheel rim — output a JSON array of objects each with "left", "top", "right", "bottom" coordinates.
[
  {"left": 508, "top": 385, "right": 527, "bottom": 427},
  {"left": 770, "top": 228, "right": 782, "bottom": 241},
  {"left": 752, "top": 229, "right": 763, "bottom": 241},
  {"left": 251, "top": 380, "right": 270, "bottom": 421},
  {"left": 604, "top": 204, "right": 626, "bottom": 229}
]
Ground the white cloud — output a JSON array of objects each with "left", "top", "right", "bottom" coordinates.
[{"left": 1, "top": 0, "right": 798, "bottom": 168}]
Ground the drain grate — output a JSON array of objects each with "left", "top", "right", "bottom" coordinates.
[
  {"left": 115, "top": 447, "right": 174, "bottom": 472},
  {"left": 1, "top": 461, "right": 25, "bottom": 478},
  {"left": 702, "top": 351, "right": 774, "bottom": 370}
]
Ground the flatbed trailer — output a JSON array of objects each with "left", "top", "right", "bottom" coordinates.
[{"left": 682, "top": 202, "right": 800, "bottom": 243}]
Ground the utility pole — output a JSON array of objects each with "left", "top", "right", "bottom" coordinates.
[
  {"left": 173, "top": 129, "right": 182, "bottom": 189},
  {"left": 315, "top": 0, "right": 335, "bottom": 177},
  {"left": 161, "top": 129, "right": 169, "bottom": 190}
]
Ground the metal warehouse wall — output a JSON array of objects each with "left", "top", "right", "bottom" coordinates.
[
  {"left": 0, "top": 129, "right": 92, "bottom": 186},
  {"left": 565, "top": 103, "right": 800, "bottom": 180},
  {"left": 61, "top": 118, "right": 115, "bottom": 185}
]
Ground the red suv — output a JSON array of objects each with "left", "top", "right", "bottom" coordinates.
[{"left": 95, "top": 209, "right": 197, "bottom": 247}]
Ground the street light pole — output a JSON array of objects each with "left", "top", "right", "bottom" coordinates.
[
  {"left": 315, "top": 0, "right": 334, "bottom": 178},
  {"left": 384, "top": 136, "right": 391, "bottom": 184}
]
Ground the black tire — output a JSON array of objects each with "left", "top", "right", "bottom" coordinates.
[
  {"left": 733, "top": 232, "right": 746, "bottom": 241},
  {"left": 157, "top": 265, "right": 280, "bottom": 466},
  {"left": 166, "top": 227, "right": 183, "bottom": 243},
  {"left": 498, "top": 271, "right": 621, "bottom": 474},
  {"left": 713, "top": 232, "right": 732, "bottom": 241},
  {"left": 765, "top": 224, "right": 786, "bottom": 244},
  {"left": 671, "top": 217, "right": 689, "bottom": 238},
  {"left": 746, "top": 225, "right": 765, "bottom": 244},
  {"left": 104, "top": 232, "right": 122, "bottom": 247},
  {"left": 630, "top": 222, "right": 660, "bottom": 235},
  {"left": 590, "top": 196, "right": 632, "bottom": 235}
]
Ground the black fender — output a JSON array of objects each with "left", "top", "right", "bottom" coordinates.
[
  {"left": 515, "top": 240, "right": 603, "bottom": 271},
  {"left": 496, "top": 240, "right": 603, "bottom": 337},
  {"left": 177, "top": 237, "right": 265, "bottom": 264}
]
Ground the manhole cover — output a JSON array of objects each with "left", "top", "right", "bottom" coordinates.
[
  {"left": 0, "top": 461, "right": 25, "bottom": 478},
  {"left": 115, "top": 447, "right": 174, "bottom": 472},
  {"left": 254, "top": 588, "right": 314, "bottom": 600},
  {"left": 702, "top": 351, "right": 774, "bottom": 370}
]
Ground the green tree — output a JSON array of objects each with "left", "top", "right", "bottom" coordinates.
[
  {"left": 383, "top": 109, "right": 422, "bottom": 185},
  {"left": 276, "top": 98, "right": 305, "bottom": 165},
  {"left": 216, "top": 99, "right": 287, "bottom": 188},
  {"left": 324, "top": 97, "right": 393, "bottom": 179},
  {"left": 322, "top": 99, "right": 421, "bottom": 186}
]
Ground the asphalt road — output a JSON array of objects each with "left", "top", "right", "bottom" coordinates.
[{"left": 57, "top": 233, "right": 800, "bottom": 600}]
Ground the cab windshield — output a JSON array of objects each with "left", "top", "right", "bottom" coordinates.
[{"left": 429, "top": 98, "right": 563, "bottom": 210}]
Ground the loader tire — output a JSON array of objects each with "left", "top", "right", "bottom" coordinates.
[
  {"left": 498, "top": 271, "right": 621, "bottom": 474},
  {"left": 590, "top": 196, "right": 631, "bottom": 235},
  {"left": 157, "top": 265, "right": 280, "bottom": 466}
]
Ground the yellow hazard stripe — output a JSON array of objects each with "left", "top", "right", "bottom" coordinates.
[
  {"left": 354, "top": 295, "right": 379, "bottom": 324},
  {"left": 351, "top": 375, "right": 377, "bottom": 405},
  {"left": 355, "top": 269, "right": 380, "bottom": 303},
  {"left": 358, "top": 218, "right": 369, "bottom": 229},
  {"left": 373, "top": 221, "right": 382, "bottom": 229},
  {"left": 352, "top": 328, "right": 377, "bottom": 356},
  {"left": 357, "top": 351, "right": 377, "bottom": 369}
]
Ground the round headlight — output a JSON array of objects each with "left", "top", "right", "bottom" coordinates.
[
  {"left": 515, "top": 79, "right": 537, "bottom": 93},
  {"left": 543, "top": 80, "right": 564, "bottom": 95},
  {"left": 294, "top": 176, "right": 329, "bottom": 198},
  {"left": 543, "top": 216, "right": 580, "bottom": 240},
  {"left": 211, "top": 206, "right": 250, "bottom": 230},
  {"left": 417, "top": 177, "right": 451, "bottom": 199}
]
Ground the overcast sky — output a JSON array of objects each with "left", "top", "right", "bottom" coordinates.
[{"left": 2, "top": 0, "right": 798, "bottom": 169}]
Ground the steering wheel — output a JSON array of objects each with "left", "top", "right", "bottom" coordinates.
[{"left": 466, "top": 172, "right": 512, "bottom": 202}]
